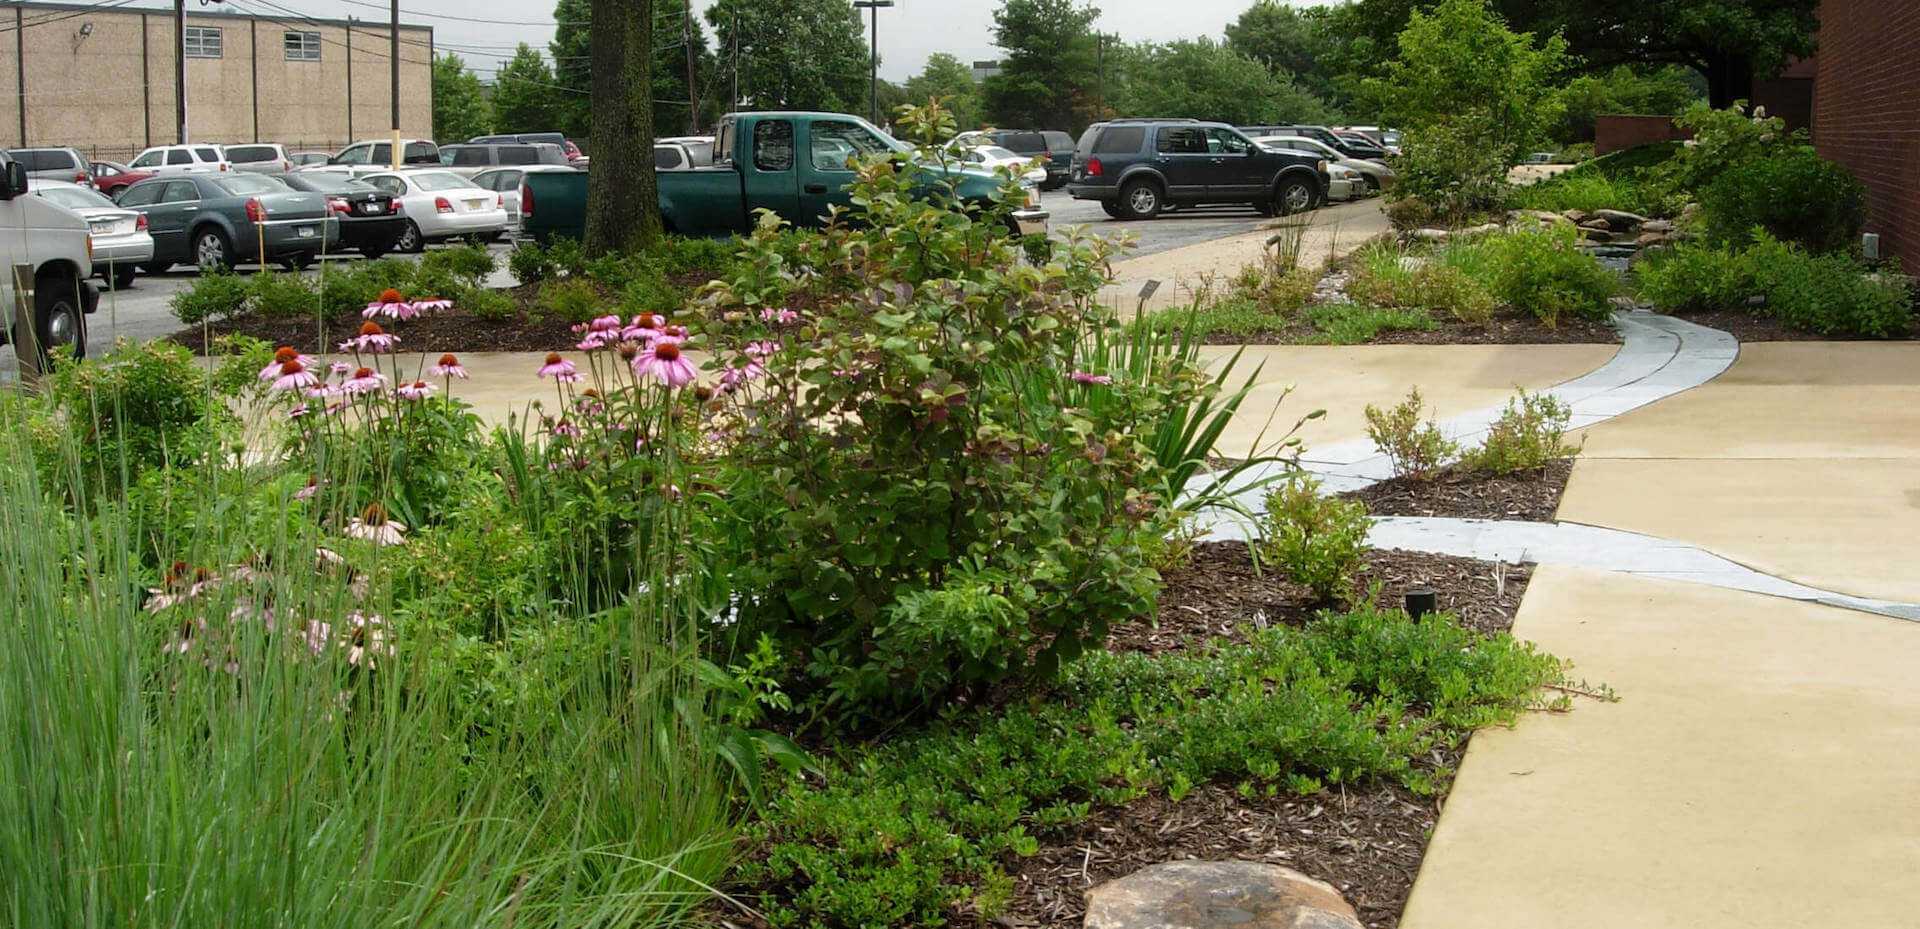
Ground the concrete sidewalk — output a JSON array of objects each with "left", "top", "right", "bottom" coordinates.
[
  {"left": 1402, "top": 567, "right": 1920, "bottom": 928},
  {"left": 1098, "top": 199, "right": 1388, "bottom": 316}
]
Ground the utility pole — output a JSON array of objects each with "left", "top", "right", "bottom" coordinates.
[
  {"left": 852, "top": 0, "right": 892, "bottom": 126},
  {"left": 176, "top": 0, "right": 225, "bottom": 143},
  {"left": 389, "top": 0, "right": 401, "bottom": 168},
  {"left": 729, "top": 14, "right": 738, "bottom": 112},
  {"left": 683, "top": 0, "right": 699, "bottom": 132}
]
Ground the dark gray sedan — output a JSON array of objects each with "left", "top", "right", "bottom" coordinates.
[{"left": 116, "top": 173, "right": 337, "bottom": 273}]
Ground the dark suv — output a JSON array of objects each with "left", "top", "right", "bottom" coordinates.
[
  {"left": 1068, "top": 119, "right": 1326, "bottom": 219},
  {"left": 975, "top": 129, "right": 1076, "bottom": 189}
]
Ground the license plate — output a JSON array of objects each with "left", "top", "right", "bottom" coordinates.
[
  {"left": 296, "top": 225, "right": 316, "bottom": 238},
  {"left": 363, "top": 203, "right": 384, "bottom": 214},
  {"left": 466, "top": 199, "right": 485, "bottom": 210}
]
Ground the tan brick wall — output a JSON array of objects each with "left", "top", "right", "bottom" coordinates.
[{"left": 5, "top": 3, "right": 430, "bottom": 161}]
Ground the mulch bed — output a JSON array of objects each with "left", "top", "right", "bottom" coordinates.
[
  {"left": 1196, "top": 308, "right": 1621, "bottom": 347},
  {"left": 164, "top": 297, "right": 581, "bottom": 356},
  {"left": 1656, "top": 307, "right": 1920, "bottom": 342},
  {"left": 1345, "top": 458, "right": 1573, "bottom": 523}
]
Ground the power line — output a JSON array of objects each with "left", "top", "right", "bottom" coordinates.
[{"left": 0, "top": 0, "right": 143, "bottom": 33}]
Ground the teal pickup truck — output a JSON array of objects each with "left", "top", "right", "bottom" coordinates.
[{"left": 519, "top": 111, "right": 1050, "bottom": 243}]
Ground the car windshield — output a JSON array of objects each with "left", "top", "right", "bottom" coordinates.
[
  {"left": 37, "top": 186, "right": 115, "bottom": 210},
  {"left": 407, "top": 171, "right": 475, "bottom": 192},
  {"left": 214, "top": 175, "right": 289, "bottom": 196},
  {"left": 227, "top": 146, "right": 276, "bottom": 163}
]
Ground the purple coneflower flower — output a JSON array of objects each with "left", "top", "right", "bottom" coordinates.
[
  {"left": 590, "top": 314, "right": 623, "bottom": 332},
  {"left": 549, "top": 418, "right": 582, "bottom": 437},
  {"left": 537, "top": 352, "right": 582, "bottom": 382},
  {"left": 300, "top": 620, "right": 334, "bottom": 657},
  {"left": 259, "top": 346, "right": 316, "bottom": 381},
  {"left": 340, "top": 321, "right": 399, "bottom": 354},
  {"left": 633, "top": 338, "right": 697, "bottom": 387},
  {"left": 363, "top": 288, "right": 415, "bottom": 319},
  {"left": 271, "top": 360, "right": 319, "bottom": 393},
  {"left": 340, "top": 366, "right": 386, "bottom": 395},
  {"left": 745, "top": 340, "right": 780, "bottom": 358},
  {"left": 329, "top": 361, "right": 353, "bottom": 376},
  {"left": 396, "top": 380, "right": 435, "bottom": 401},
  {"left": 294, "top": 477, "right": 323, "bottom": 501},
  {"left": 759, "top": 308, "right": 800, "bottom": 325},
  {"left": 428, "top": 353, "right": 467, "bottom": 379},
  {"left": 1070, "top": 371, "right": 1114, "bottom": 386},
  {"left": 576, "top": 333, "right": 608, "bottom": 352},
  {"left": 412, "top": 296, "right": 453, "bottom": 313},
  {"left": 344, "top": 504, "right": 406, "bottom": 547},
  {"left": 341, "top": 612, "right": 394, "bottom": 668}
]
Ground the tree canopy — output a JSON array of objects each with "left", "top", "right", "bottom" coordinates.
[
  {"left": 431, "top": 53, "right": 491, "bottom": 142},
  {"left": 552, "top": 0, "right": 717, "bottom": 139},
  {"left": 1113, "top": 38, "right": 1333, "bottom": 127},
  {"left": 1363, "top": 0, "right": 1569, "bottom": 159},
  {"left": 903, "top": 53, "right": 984, "bottom": 132},
  {"left": 489, "top": 44, "right": 567, "bottom": 135},
  {"left": 982, "top": 0, "right": 1102, "bottom": 131},
  {"left": 705, "top": 0, "right": 871, "bottom": 115}
]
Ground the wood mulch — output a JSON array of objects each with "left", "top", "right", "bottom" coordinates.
[
  {"left": 1194, "top": 307, "right": 1621, "bottom": 347},
  {"left": 164, "top": 299, "right": 582, "bottom": 355},
  {"left": 1345, "top": 458, "right": 1574, "bottom": 523},
  {"left": 1655, "top": 307, "right": 1920, "bottom": 342}
]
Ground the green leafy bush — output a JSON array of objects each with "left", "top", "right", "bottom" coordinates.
[
  {"left": 168, "top": 271, "right": 253, "bottom": 324},
  {"left": 1258, "top": 474, "right": 1371, "bottom": 602},
  {"left": 1656, "top": 101, "right": 1797, "bottom": 197},
  {"left": 1479, "top": 226, "right": 1617, "bottom": 325},
  {"left": 746, "top": 605, "right": 1568, "bottom": 927},
  {"left": 1302, "top": 303, "right": 1438, "bottom": 343},
  {"left": 1366, "top": 387, "right": 1458, "bottom": 480},
  {"left": 461, "top": 286, "right": 517, "bottom": 321},
  {"left": 1466, "top": 389, "right": 1578, "bottom": 474},
  {"left": 1700, "top": 146, "right": 1867, "bottom": 253},
  {"left": 508, "top": 240, "right": 555, "bottom": 284},
  {"left": 1385, "top": 120, "right": 1512, "bottom": 227},
  {"left": 418, "top": 241, "right": 497, "bottom": 283},
  {"left": 545, "top": 236, "right": 587, "bottom": 278},
  {"left": 1637, "top": 236, "right": 1912, "bottom": 337},
  {"left": 1507, "top": 172, "right": 1663, "bottom": 217},
  {"left": 1348, "top": 245, "right": 1496, "bottom": 323},
  {"left": 534, "top": 277, "right": 605, "bottom": 324},
  {"left": 30, "top": 340, "right": 229, "bottom": 498},
  {"left": 248, "top": 270, "right": 318, "bottom": 318}
]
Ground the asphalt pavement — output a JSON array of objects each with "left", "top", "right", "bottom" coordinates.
[{"left": 1042, "top": 187, "right": 1309, "bottom": 258}]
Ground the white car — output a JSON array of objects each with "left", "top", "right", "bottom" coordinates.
[
  {"left": 128, "top": 144, "right": 231, "bottom": 177},
  {"left": 358, "top": 169, "right": 508, "bottom": 252},
  {"left": 953, "top": 145, "right": 1048, "bottom": 186},
  {"left": 311, "top": 139, "right": 442, "bottom": 177},
  {"left": 1252, "top": 135, "right": 1394, "bottom": 193},
  {"left": 28, "top": 180, "right": 153, "bottom": 290},
  {"left": 0, "top": 152, "right": 97, "bottom": 368},
  {"left": 1322, "top": 163, "right": 1364, "bottom": 202},
  {"left": 470, "top": 165, "right": 578, "bottom": 234}
]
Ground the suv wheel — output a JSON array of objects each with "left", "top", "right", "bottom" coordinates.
[
  {"left": 1274, "top": 177, "right": 1317, "bottom": 216},
  {"left": 1119, "top": 180, "right": 1162, "bottom": 220},
  {"left": 194, "top": 228, "right": 233, "bottom": 272},
  {"left": 17, "top": 274, "right": 86, "bottom": 370}
]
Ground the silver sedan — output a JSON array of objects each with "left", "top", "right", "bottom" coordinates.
[{"left": 29, "top": 179, "right": 154, "bottom": 290}]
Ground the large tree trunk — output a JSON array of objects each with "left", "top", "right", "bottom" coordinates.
[
  {"left": 585, "top": 0, "right": 662, "bottom": 256},
  {"left": 1703, "top": 52, "right": 1756, "bottom": 111}
]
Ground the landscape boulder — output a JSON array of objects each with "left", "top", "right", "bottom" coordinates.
[
  {"left": 1634, "top": 231, "right": 1669, "bottom": 248},
  {"left": 1084, "top": 860, "right": 1365, "bottom": 929},
  {"left": 1641, "top": 219, "right": 1673, "bottom": 234},
  {"left": 1562, "top": 209, "right": 1589, "bottom": 223},
  {"left": 1579, "top": 226, "right": 1613, "bottom": 243},
  {"left": 1593, "top": 209, "right": 1648, "bottom": 231},
  {"left": 1410, "top": 228, "right": 1450, "bottom": 243}
]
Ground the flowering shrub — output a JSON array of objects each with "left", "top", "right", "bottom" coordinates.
[{"left": 695, "top": 104, "right": 1198, "bottom": 719}]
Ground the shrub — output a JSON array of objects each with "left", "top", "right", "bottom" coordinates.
[
  {"left": 1657, "top": 101, "right": 1797, "bottom": 196},
  {"left": 461, "top": 286, "right": 517, "bottom": 321},
  {"left": 1303, "top": 303, "right": 1437, "bottom": 343},
  {"left": 419, "top": 241, "right": 497, "bottom": 283},
  {"left": 747, "top": 605, "right": 1568, "bottom": 927},
  {"left": 534, "top": 277, "right": 605, "bottom": 324},
  {"left": 1507, "top": 171, "right": 1661, "bottom": 217},
  {"left": 1258, "top": 474, "right": 1371, "bottom": 602},
  {"left": 1479, "top": 227, "right": 1617, "bottom": 325},
  {"left": 546, "top": 236, "right": 587, "bottom": 278},
  {"left": 31, "top": 340, "right": 228, "bottom": 497},
  {"left": 1634, "top": 241, "right": 1757, "bottom": 312},
  {"left": 247, "top": 270, "right": 318, "bottom": 319},
  {"left": 1700, "top": 147, "right": 1867, "bottom": 254},
  {"left": 508, "top": 240, "right": 555, "bottom": 284},
  {"left": 1384, "top": 120, "right": 1512, "bottom": 228},
  {"left": 1366, "top": 388, "right": 1458, "bottom": 480},
  {"left": 1744, "top": 234, "right": 1911, "bottom": 337},
  {"left": 1349, "top": 244, "right": 1496, "bottom": 324},
  {"left": 316, "top": 265, "right": 384, "bottom": 317},
  {"left": 169, "top": 271, "right": 253, "bottom": 324},
  {"left": 1466, "top": 389, "right": 1578, "bottom": 474}
]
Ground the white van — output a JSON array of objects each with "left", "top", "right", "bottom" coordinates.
[{"left": 0, "top": 151, "right": 98, "bottom": 370}]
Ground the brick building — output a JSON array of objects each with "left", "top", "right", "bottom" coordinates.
[
  {"left": 1812, "top": 0, "right": 1919, "bottom": 267},
  {"left": 2, "top": 0, "right": 433, "bottom": 161}
]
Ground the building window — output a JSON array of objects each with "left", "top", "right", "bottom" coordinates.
[
  {"left": 183, "top": 26, "right": 222, "bottom": 58},
  {"left": 284, "top": 30, "right": 321, "bottom": 61}
]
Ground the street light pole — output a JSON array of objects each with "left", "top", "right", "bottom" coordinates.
[
  {"left": 389, "top": 0, "right": 401, "bottom": 169},
  {"left": 852, "top": 0, "right": 892, "bottom": 126},
  {"left": 176, "top": 0, "right": 226, "bottom": 143}
]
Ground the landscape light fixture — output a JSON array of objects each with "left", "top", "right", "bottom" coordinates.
[
  {"left": 1405, "top": 588, "right": 1437, "bottom": 620},
  {"left": 853, "top": 0, "right": 894, "bottom": 125}
]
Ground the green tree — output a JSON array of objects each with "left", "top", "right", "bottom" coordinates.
[
  {"left": 431, "top": 53, "right": 491, "bottom": 142},
  {"left": 1549, "top": 65, "right": 1702, "bottom": 144},
  {"left": 982, "top": 0, "right": 1101, "bottom": 131},
  {"left": 1223, "top": 1, "right": 1346, "bottom": 103},
  {"left": 584, "top": 0, "right": 660, "bottom": 256},
  {"left": 1114, "top": 38, "right": 1333, "bottom": 127},
  {"left": 705, "top": 0, "right": 870, "bottom": 114},
  {"left": 1363, "top": 0, "right": 1568, "bottom": 161},
  {"left": 903, "top": 53, "right": 983, "bottom": 131},
  {"left": 490, "top": 44, "right": 566, "bottom": 133},
  {"left": 553, "top": 0, "right": 717, "bottom": 139}
]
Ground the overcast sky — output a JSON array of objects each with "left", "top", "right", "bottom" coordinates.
[{"left": 118, "top": 0, "right": 1313, "bottom": 83}]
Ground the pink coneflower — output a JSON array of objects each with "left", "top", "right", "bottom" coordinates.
[
  {"left": 759, "top": 308, "right": 800, "bottom": 325},
  {"left": 633, "top": 338, "right": 697, "bottom": 387},
  {"left": 294, "top": 477, "right": 323, "bottom": 500},
  {"left": 340, "top": 320, "right": 398, "bottom": 353},
  {"left": 536, "top": 352, "right": 581, "bottom": 382},
  {"left": 412, "top": 296, "right": 453, "bottom": 313},
  {"left": 329, "top": 361, "right": 353, "bottom": 376},
  {"left": 340, "top": 612, "right": 393, "bottom": 668},
  {"left": 163, "top": 616, "right": 206, "bottom": 655},
  {"left": 344, "top": 504, "right": 406, "bottom": 546},
  {"left": 340, "top": 366, "right": 386, "bottom": 395},
  {"left": 590, "top": 314, "right": 623, "bottom": 332},
  {"left": 299, "top": 620, "right": 334, "bottom": 657},
  {"left": 549, "top": 417, "right": 582, "bottom": 437},
  {"left": 1070, "top": 370, "right": 1114, "bottom": 386},
  {"left": 576, "top": 333, "right": 608, "bottom": 352},
  {"left": 745, "top": 340, "right": 781, "bottom": 359},
  {"left": 428, "top": 353, "right": 468, "bottom": 379},
  {"left": 363, "top": 288, "right": 415, "bottom": 319},
  {"left": 271, "top": 360, "right": 320, "bottom": 393},
  {"left": 259, "top": 346, "right": 316, "bottom": 381},
  {"left": 396, "top": 380, "right": 435, "bottom": 400}
]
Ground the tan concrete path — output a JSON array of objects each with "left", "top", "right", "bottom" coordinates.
[
  {"left": 1099, "top": 199, "right": 1388, "bottom": 316},
  {"left": 1560, "top": 342, "right": 1920, "bottom": 603},
  {"left": 1207, "top": 343, "right": 1618, "bottom": 459},
  {"left": 1402, "top": 566, "right": 1920, "bottom": 929}
]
